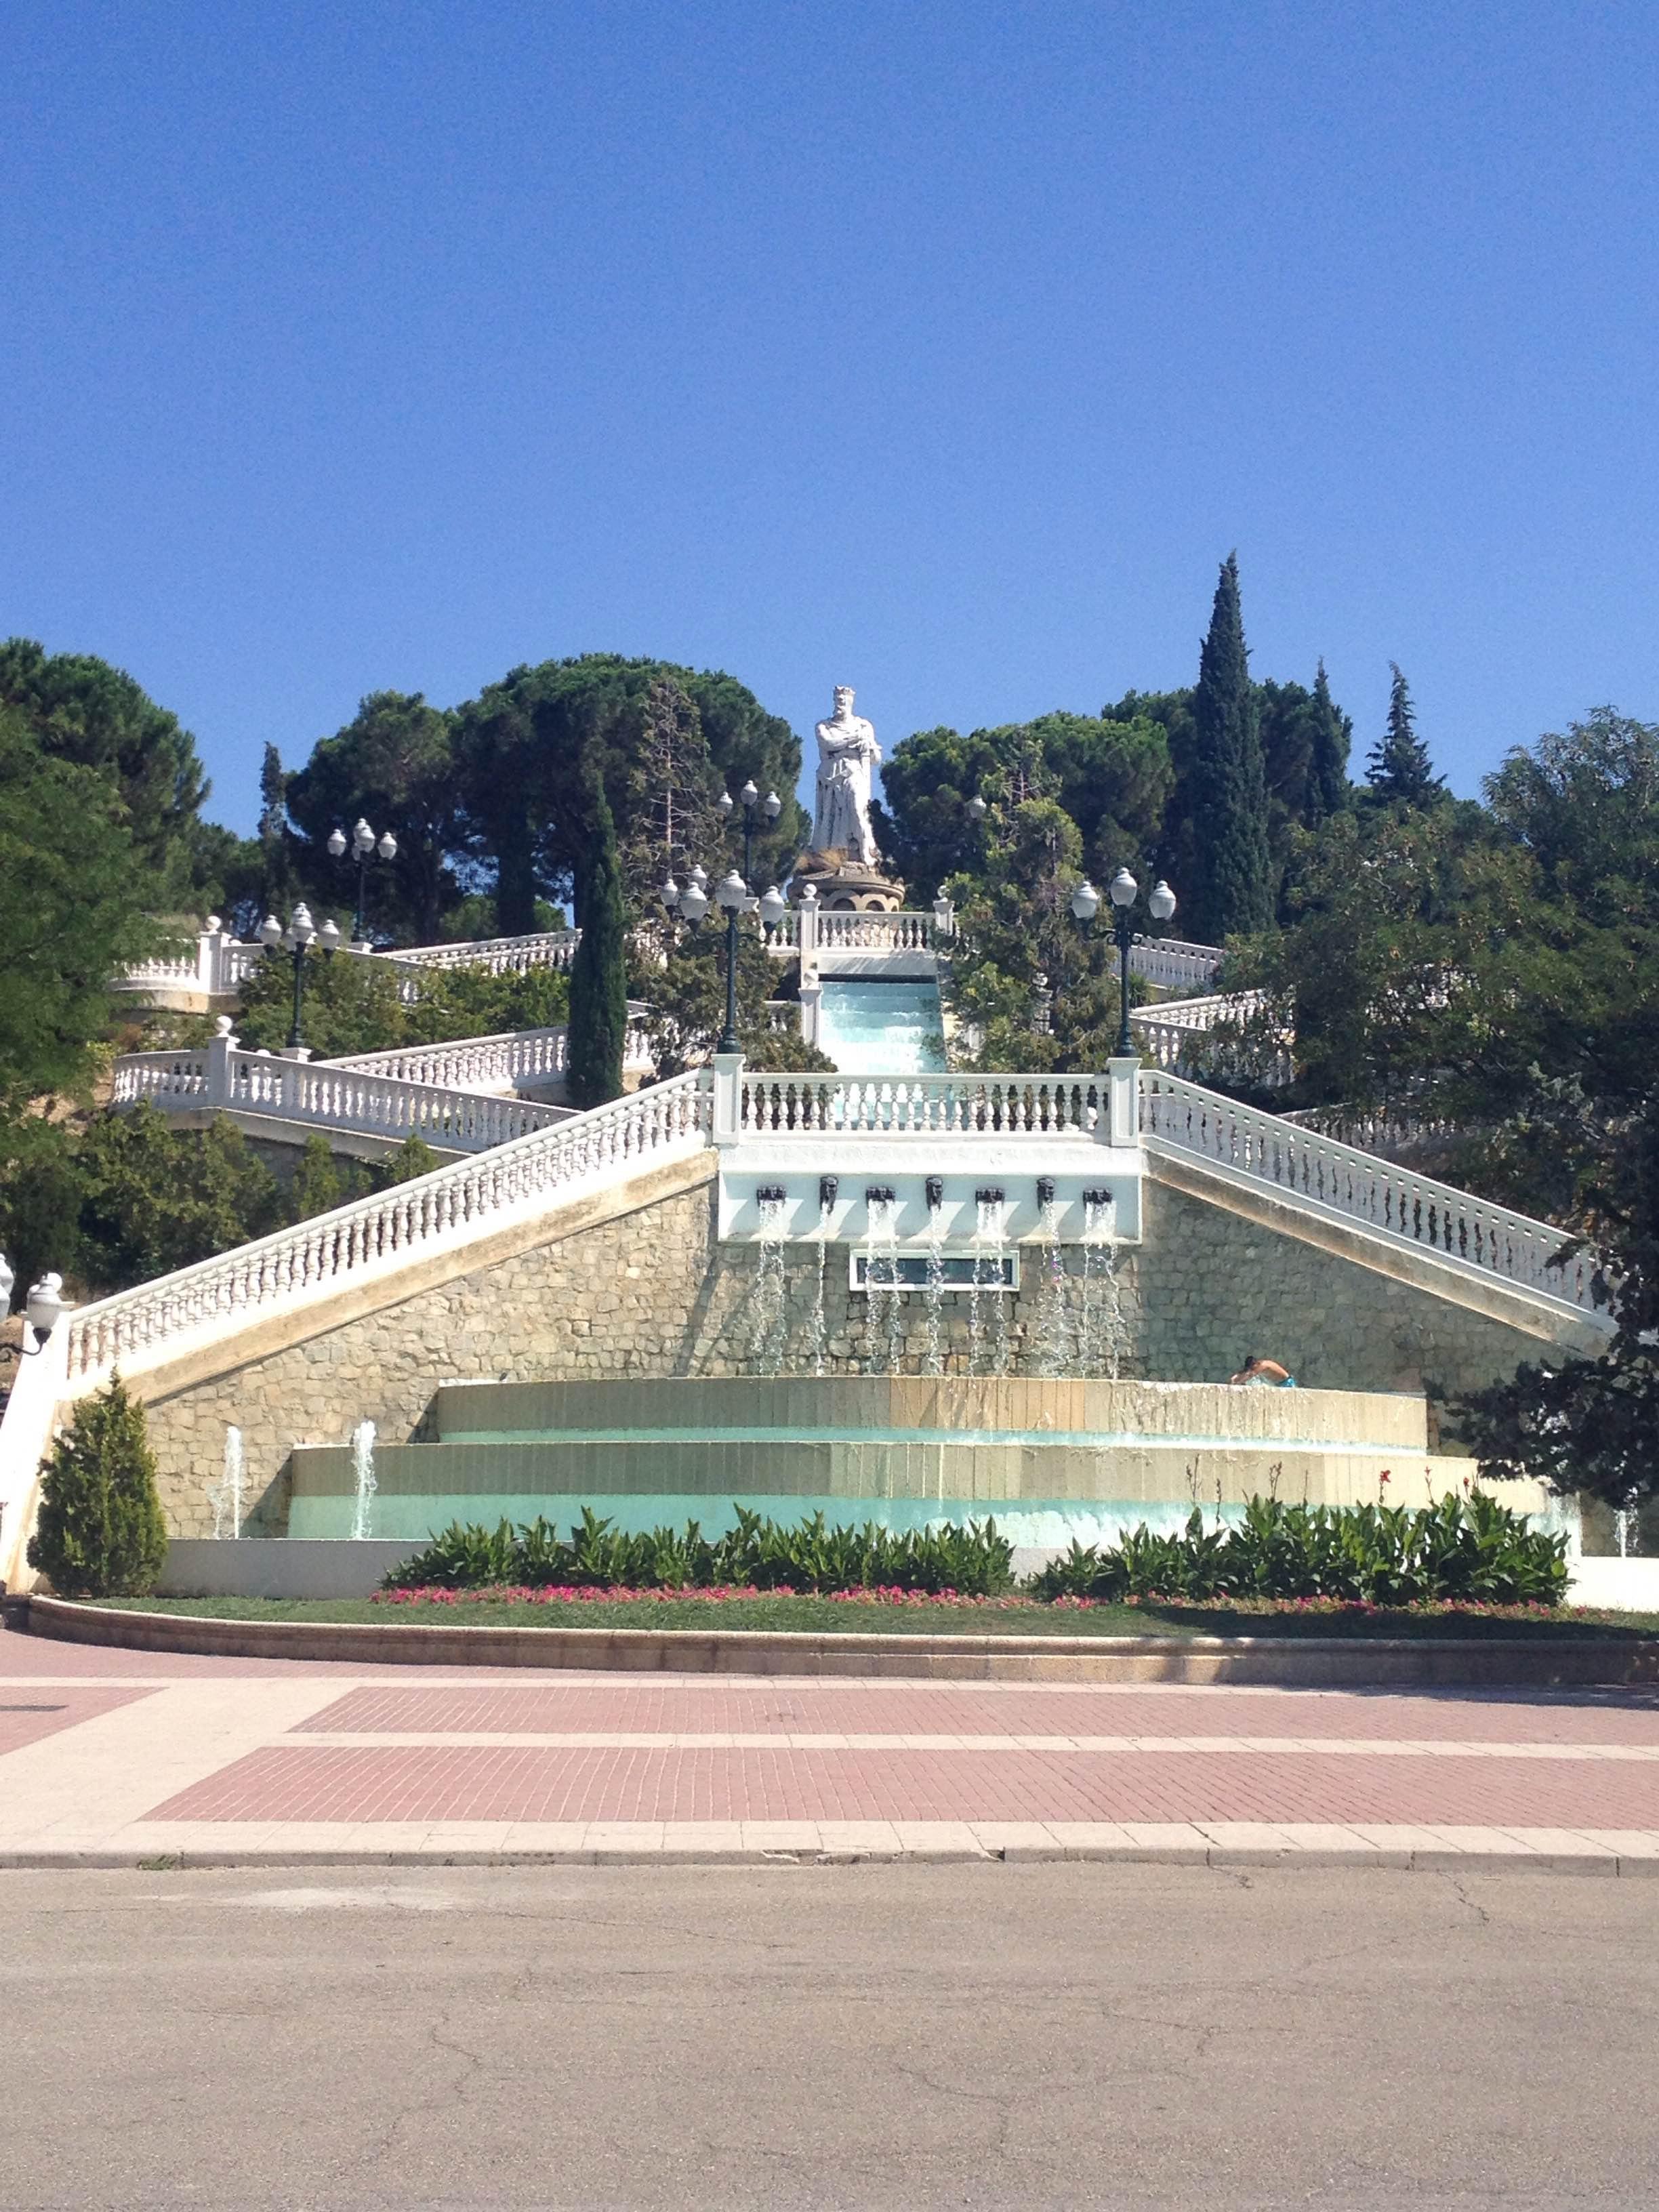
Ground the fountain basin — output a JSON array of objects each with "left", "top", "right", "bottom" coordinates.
[{"left": 276, "top": 1375, "right": 1540, "bottom": 1549}]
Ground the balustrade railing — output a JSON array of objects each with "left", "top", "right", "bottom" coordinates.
[
  {"left": 812, "top": 909, "right": 938, "bottom": 954},
  {"left": 1140, "top": 1069, "right": 1598, "bottom": 1315},
  {"left": 324, "top": 1009, "right": 655, "bottom": 1089},
  {"left": 392, "top": 930, "right": 581, "bottom": 975},
  {"left": 1128, "top": 939, "right": 1225, "bottom": 991},
  {"left": 110, "top": 1051, "right": 211, "bottom": 1105},
  {"left": 739, "top": 1071, "right": 1103, "bottom": 1137},
  {"left": 66, "top": 1071, "right": 712, "bottom": 1386},
  {"left": 1131, "top": 991, "right": 1290, "bottom": 1086}
]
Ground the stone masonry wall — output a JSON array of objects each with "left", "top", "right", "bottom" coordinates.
[{"left": 144, "top": 1163, "right": 1549, "bottom": 1534}]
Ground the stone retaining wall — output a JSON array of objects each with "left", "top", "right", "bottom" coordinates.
[{"left": 140, "top": 1163, "right": 1551, "bottom": 1536}]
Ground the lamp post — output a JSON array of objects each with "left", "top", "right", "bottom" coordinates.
[
  {"left": 259, "top": 903, "right": 342, "bottom": 1050},
  {"left": 0, "top": 1256, "right": 65, "bottom": 1355},
  {"left": 1070, "top": 868, "right": 1178, "bottom": 1056},
  {"left": 661, "top": 792, "right": 785, "bottom": 1057},
  {"left": 327, "top": 818, "right": 398, "bottom": 943}
]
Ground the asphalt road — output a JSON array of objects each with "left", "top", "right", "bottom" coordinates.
[{"left": 2, "top": 1862, "right": 1653, "bottom": 2211}]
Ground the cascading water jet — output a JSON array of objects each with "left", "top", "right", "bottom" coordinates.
[
  {"left": 348, "top": 1419, "right": 377, "bottom": 1541},
  {"left": 207, "top": 1425, "right": 245, "bottom": 1540}
]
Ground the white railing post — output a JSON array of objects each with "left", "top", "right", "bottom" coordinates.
[
  {"left": 798, "top": 984, "right": 822, "bottom": 1048},
  {"left": 205, "top": 1018, "right": 238, "bottom": 1107},
  {"left": 798, "top": 890, "right": 818, "bottom": 985},
  {"left": 711, "top": 1051, "right": 745, "bottom": 1147},
  {"left": 1105, "top": 1057, "right": 1140, "bottom": 1146}
]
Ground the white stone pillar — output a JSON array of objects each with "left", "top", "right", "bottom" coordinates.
[
  {"left": 798, "top": 888, "right": 819, "bottom": 986},
  {"left": 1105, "top": 1055, "right": 1141, "bottom": 1147},
  {"left": 205, "top": 1017, "right": 239, "bottom": 1107},
  {"left": 798, "top": 985, "right": 823, "bottom": 1050},
  {"left": 711, "top": 1050, "right": 745, "bottom": 1148}
]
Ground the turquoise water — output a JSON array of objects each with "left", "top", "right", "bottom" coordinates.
[{"left": 817, "top": 979, "right": 945, "bottom": 1074}]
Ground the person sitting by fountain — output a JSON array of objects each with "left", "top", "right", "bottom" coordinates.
[{"left": 1229, "top": 1353, "right": 1297, "bottom": 1388}]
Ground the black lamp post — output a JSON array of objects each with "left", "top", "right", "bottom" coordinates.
[
  {"left": 327, "top": 818, "right": 398, "bottom": 943},
  {"left": 1070, "top": 867, "right": 1178, "bottom": 1056},
  {"left": 661, "top": 781, "right": 785, "bottom": 1057},
  {"left": 259, "top": 903, "right": 342, "bottom": 1050}
]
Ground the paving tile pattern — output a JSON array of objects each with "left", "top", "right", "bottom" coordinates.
[
  {"left": 148, "top": 1740, "right": 1659, "bottom": 1828},
  {"left": 0, "top": 1685, "right": 152, "bottom": 1754}
]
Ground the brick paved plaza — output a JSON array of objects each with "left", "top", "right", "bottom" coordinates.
[{"left": 6, "top": 1627, "right": 1659, "bottom": 1868}]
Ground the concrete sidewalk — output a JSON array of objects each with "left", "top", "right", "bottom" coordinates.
[{"left": 6, "top": 1624, "right": 1659, "bottom": 1872}]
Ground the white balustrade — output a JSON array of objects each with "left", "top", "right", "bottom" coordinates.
[
  {"left": 110, "top": 1051, "right": 211, "bottom": 1105},
  {"left": 1140, "top": 1069, "right": 1599, "bottom": 1316},
  {"left": 392, "top": 930, "right": 581, "bottom": 975},
  {"left": 1131, "top": 991, "right": 1290, "bottom": 1085},
  {"left": 760, "top": 1001, "right": 798, "bottom": 1036},
  {"left": 325, "top": 1027, "right": 571, "bottom": 1092},
  {"left": 1128, "top": 939, "right": 1225, "bottom": 991},
  {"left": 813, "top": 909, "right": 938, "bottom": 954},
  {"left": 64, "top": 1071, "right": 713, "bottom": 1387},
  {"left": 739, "top": 1071, "right": 1104, "bottom": 1138}
]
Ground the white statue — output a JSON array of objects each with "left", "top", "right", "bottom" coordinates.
[{"left": 811, "top": 684, "right": 881, "bottom": 865}]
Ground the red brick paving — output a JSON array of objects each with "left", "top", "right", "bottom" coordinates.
[
  {"left": 300, "top": 1681, "right": 1659, "bottom": 1746},
  {"left": 0, "top": 1685, "right": 154, "bottom": 1755},
  {"left": 146, "top": 1741, "right": 1659, "bottom": 1829}
]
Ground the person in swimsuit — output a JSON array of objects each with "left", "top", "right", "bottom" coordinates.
[{"left": 1229, "top": 1353, "right": 1298, "bottom": 1387}]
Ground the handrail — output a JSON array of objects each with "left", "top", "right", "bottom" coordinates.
[
  {"left": 1126, "top": 939, "right": 1225, "bottom": 990},
  {"left": 1141, "top": 1068, "right": 1599, "bottom": 1316},
  {"left": 739, "top": 1071, "right": 1103, "bottom": 1136},
  {"left": 392, "top": 930, "right": 581, "bottom": 975},
  {"left": 66, "top": 1070, "right": 712, "bottom": 1386}
]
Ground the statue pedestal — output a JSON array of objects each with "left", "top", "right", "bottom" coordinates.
[{"left": 788, "top": 848, "right": 905, "bottom": 914}]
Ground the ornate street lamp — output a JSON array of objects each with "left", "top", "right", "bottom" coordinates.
[
  {"left": 327, "top": 818, "right": 398, "bottom": 943},
  {"left": 668, "top": 794, "right": 785, "bottom": 1055},
  {"left": 1071, "top": 868, "right": 1178, "bottom": 1056},
  {"left": 259, "top": 903, "right": 342, "bottom": 1050},
  {"left": 0, "top": 1256, "right": 65, "bottom": 1355}
]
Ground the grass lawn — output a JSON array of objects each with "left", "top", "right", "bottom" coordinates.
[{"left": 85, "top": 1593, "right": 1659, "bottom": 1639}]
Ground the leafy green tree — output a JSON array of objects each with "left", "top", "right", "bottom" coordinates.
[
  {"left": 289, "top": 1135, "right": 353, "bottom": 1219},
  {"left": 637, "top": 926, "right": 830, "bottom": 1076},
  {"left": 0, "top": 705, "right": 159, "bottom": 1119},
  {"left": 1456, "top": 1086, "right": 1659, "bottom": 1507},
  {"left": 364, "top": 1134, "right": 441, "bottom": 1188},
  {"left": 0, "top": 638, "right": 208, "bottom": 894},
  {"left": 944, "top": 797, "right": 1130, "bottom": 1072},
  {"left": 1367, "top": 663, "right": 1443, "bottom": 805},
  {"left": 453, "top": 656, "right": 804, "bottom": 933},
  {"left": 75, "top": 1103, "right": 285, "bottom": 1292},
  {"left": 1483, "top": 708, "right": 1658, "bottom": 914},
  {"left": 28, "top": 1376, "right": 169, "bottom": 1598},
  {"left": 565, "top": 764, "right": 628, "bottom": 1107},
  {"left": 1187, "top": 555, "right": 1272, "bottom": 941},
  {"left": 232, "top": 943, "right": 571, "bottom": 1058},
  {"left": 285, "top": 691, "right": 463, "bottom": 943}
]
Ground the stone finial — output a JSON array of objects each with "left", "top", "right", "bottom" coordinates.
[{"left": 214, "top": 1015, "right": 235, "bottom": 1036}]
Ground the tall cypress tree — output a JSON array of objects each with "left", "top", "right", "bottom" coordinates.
[
  {"left": 1367, "top": 663, "right": 1442, "bottom": 804},
  {"left": 565, "top": 760, "right": 628, "bottom": 1109},
  {"left": 1305, "top": 660, "right": 1351, "bottom": 827},
  {"left": 1189, "top": 554, "right": 1272, "bottom": 940}
]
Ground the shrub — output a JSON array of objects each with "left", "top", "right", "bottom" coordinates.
[
  {"left": 384, "top": 1506, "right": 1015, "bottom": 1597},
  {"left": 1027, "top": 1494, "right": 1568, "bottom": 1606},
  {"left": 28, "top": 1376, "right": 168, "bottom": 1598}
]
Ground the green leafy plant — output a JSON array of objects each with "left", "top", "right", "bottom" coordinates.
[{"left": 28, "top": 1375, "right": 169, "bottom": 1598}]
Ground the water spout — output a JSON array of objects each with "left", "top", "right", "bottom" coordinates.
[
  {"left": 1081, "top": 1189, "right": 1123, "bottom": 1378},
  {"left": 924, "top": 1193, "right": 945, "bottom": 1376},
  {"left": 747, "top": 1189, "right": 789, "bottom": 1376},
  {"left": 207, "top": 1425, "right": 245, "bottom": 1540},
  {"left": 348, "top": 1419, "right": 377, "bottom": 1542},
  {"left": 812, "top": 1193, "right": 833, "bottom": 1377},
  {"left": 863, "top": 1189, "right": 902, "bottom": 1373},
  {"left": 1033, "top": 1195, "right": 1067, "bottom": 1377},
  {"left": 973, "top": 1190, "right": 1011, "bottom": 1376}
]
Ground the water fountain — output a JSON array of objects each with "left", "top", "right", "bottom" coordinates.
[
  {"left": 746, "top": 1187, "right": 789, "bottom": 1376},
  {"left": 976, "top": 1190, "right": 1012, "bottom": 1377},
  {"left": 811, "top": 1177, "right": 836, "bottom": 1378},
  {"left": 1081, "top": 1189, "right": 1123, "bottom": 1378},
  {"left": 1032, "top": 1179, "right": 1067, "bottom": 1378},
  {"left": 924, "top": 1176, "right": 945, "bottom": 1378},
  {"left": 207, "top": 1425, "right": 245, "bottom": 1540},
  {"left": 861, "top": 1187, "right": 903, "bottom": 1374},
  {"left": 348, "top": 1419, "right": 377, "bottom": 1542}
]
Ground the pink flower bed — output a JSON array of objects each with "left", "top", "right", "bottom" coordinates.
[{"left": 371, "top": 1584, "right": 1575, "bottom": 1618}]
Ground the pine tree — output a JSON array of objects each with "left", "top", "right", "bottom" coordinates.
[
  {"left": 565, "top": 760, "right": 628, "bottom": 1109},
  {"left": 1189, "top": 554, "right": 1272, "bottom": 940},
  {"left": 28, "top": 1375, "right": 168, "bottom": 1597},
  {"left": 1367, "top": 663, "right": 1443, "bottom": 804},
  {"left": 1305, "top": 660, "right": 1351, "bottom": 826}
]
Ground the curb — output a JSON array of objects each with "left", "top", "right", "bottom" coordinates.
[
  {"left": 18, "top": 1594, "right": 1659, "bottom": 1687},
  {"left": 0, "top": 1843, "right": 1652, "bottom": 1876}
]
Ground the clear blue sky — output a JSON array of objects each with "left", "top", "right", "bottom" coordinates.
[{"left": 5, "top": 1, "right": 1657, "bottom": 832}]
